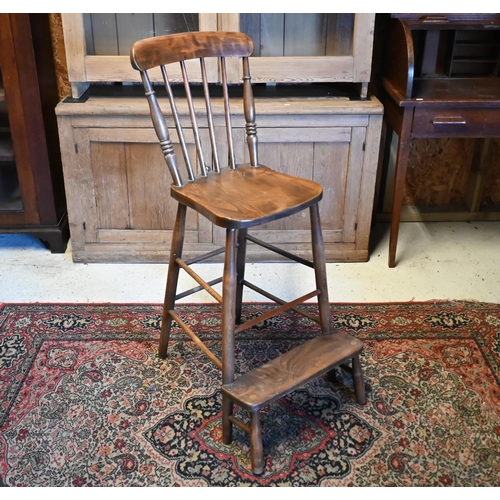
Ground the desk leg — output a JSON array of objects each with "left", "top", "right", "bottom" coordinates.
[{"left": 389, "top": 112, "right": 413, "bottom": 268}]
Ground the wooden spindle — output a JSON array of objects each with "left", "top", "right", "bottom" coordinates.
[
  {"left": 221, "top": 57, "right": 236, "bottom": 169},
  {"left": 200, "top": 58, "right": 220, "bottom": 173},
  {"left": 140, "top": 71, "right": 183, "bottom": 187},
  {"left": 160, "top": 65, "right": 195, "bottom": 182},
  {"left": 180, "top": 60, "right": 207, "bottom": 177},
  {"left": 242, "top": 57, "right": 258, "bottom": 167}
]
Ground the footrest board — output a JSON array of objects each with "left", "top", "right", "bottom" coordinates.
[{"left": 221, "top": 332, "right": 363, "bottom": 411}]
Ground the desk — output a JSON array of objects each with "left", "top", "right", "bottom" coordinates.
[{"left": 375, "top": 14, "right": 500, "bottom": 267}]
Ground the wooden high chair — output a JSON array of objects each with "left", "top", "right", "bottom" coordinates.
[{"left": 130, "top": 31, "right": 366, "bottom": 475}]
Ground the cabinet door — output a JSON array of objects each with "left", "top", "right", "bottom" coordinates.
[
  {"left": 0, "top": 14, "right": 42, "bottom": 225},
  {"left": 221, "top": 13, "right": 374, "bottom": 85},
  {"left": 217, "top": 125, "right": 367, "bottom": 261},
  {"left": 62, "top": 14, "right": 219, "bottom": 97},
  {"left": 66, "top": 126, "right": 215, "bottom": 262}
]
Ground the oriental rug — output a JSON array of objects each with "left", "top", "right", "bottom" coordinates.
[{"left": 0, "top": 301, "right": 499, "bottom": 487}]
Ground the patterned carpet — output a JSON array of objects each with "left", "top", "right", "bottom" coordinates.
[{"left": 0, "top": 301, "right": 499, "bottom": 486}]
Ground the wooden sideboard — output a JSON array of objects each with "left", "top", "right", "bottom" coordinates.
[{"left": 56, "top": 89, "right": 382, "bottom": 263}]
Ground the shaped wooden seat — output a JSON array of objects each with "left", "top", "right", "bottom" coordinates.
[
  {"left": 171, "top": 164, "right": 323, "bottom": 228},
  {"left": 130, "top": 30, "right": 366, "bottom": 476}
]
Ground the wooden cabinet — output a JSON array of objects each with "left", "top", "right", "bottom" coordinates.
[
  {"left": 56, "top": 94, "right": 382, "bottom": 263},
  {"left": 0, "top": 13, "right": 68, "bottom": 252},
  {"left": 57, "top": 13, "right": 382, "bottom": 263},
  {"left": 61, "top": 13, "right": 375, "bottom": 97}
]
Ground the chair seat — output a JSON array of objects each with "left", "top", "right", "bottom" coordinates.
[{"left": 171, "top": 164, "right": 323, "bottom": 228}]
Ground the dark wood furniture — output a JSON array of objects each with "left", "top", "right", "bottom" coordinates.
[
  {"left": 0, "top": 13, "right": 68, "bottom": 252},
  {"left": 131, "top": 31, "right": 366, "bottom": 475},
  {"left": 375, "top": 14, "right": 500, "bottom": 267}
]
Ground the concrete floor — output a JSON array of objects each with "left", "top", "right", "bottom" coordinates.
[{"left": 0, "top": 221, "right": 499, "bottom": 304}]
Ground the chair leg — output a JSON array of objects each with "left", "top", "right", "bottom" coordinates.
[
  {"left": 222, "top": 228, "right": 238, "bottom": 444},
  {"left": 352, "top": 354, "right": 367, "bottom": 405},
  {"left": 249, "top": 409, "right": 264, "bottom": 474},
  {"left": 159, "top": 203, "right": 187, "bottom": 359},
  {"left": 309, "top": 203, "right": 331, "bottom": 334},
  {"left": 235, "top": 228, "right": 248, "bottom": 324}
]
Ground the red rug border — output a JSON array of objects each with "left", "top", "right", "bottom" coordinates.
[{"left": 0, "top": 299, "right": 496, "bottom": 308}]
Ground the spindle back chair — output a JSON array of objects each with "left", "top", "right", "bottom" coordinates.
[{"left": 131, "top": 31, "right": 366, "bottom": 475}]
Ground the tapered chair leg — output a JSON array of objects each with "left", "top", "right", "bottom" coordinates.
[
  {"left": 235, "top": 228, "right": 248, "bottom": 324},
  {"left": 159, "top": 203, "right": 187, "bottom": 359},
  {"left": 249, "top": 409, "right": 264, "bottom": 474},
  {"left": 310, "top": 203, "right": 331, "bottom": 334},
  {"left": 222, "top": 228, "right": 238, "bottom": 444}
]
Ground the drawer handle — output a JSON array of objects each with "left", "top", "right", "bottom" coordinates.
[{"left": 432, "top": 117, "right": 467, "bottom": 126}]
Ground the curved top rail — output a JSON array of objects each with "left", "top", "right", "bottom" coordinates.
[{"left": 130, "top": 31, "right": 253, "bottom": 71}]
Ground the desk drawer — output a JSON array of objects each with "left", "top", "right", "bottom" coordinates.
[{"left": 412, "top": 107, "right": 500, "bottom": 137}]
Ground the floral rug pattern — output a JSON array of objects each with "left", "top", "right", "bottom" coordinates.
[{"left": 0, "top": 302, "right": 499, "bottom": 486}]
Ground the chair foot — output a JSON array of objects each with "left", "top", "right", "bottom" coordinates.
[
  {"left": 249, "top": 410, "right": 264, "bottom": 474},
  {"left": 158, "top": 312, "right": 173, "bottom": 359}
]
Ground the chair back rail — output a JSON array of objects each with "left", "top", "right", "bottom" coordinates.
[{"left": 131, "top": 31, "right": 256, "bottom": 187}]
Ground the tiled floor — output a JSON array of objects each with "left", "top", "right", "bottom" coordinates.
[{"left": 1, "top": 221, "right": 499, "bottom": 304}]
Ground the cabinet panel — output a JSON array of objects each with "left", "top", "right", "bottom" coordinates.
[
  {"left": 221, "top": 13, "right": 374, "bottom": 89},
  {"left": 62, "top": 13, "right": 218, "bottom": 97},
  {"left": 240, "top": 14, "right": 355, "bottom": 57},
  {"left": 84, "top": 14, "right": 200, "bottom": 55},
  {"left": 67, "top": 125, "right": 211, "bottom": 262},
  {"left": 247, "top": 129, "right": 352, "bottom": 239},
  {"left": 0, "top": 83, "right": 23, "bottom": 213}
]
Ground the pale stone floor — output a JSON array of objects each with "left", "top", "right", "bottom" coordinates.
[{"left": 1, "top": 221, "right": 499, "bottom": 305}]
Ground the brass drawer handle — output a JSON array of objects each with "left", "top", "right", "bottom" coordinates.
[{"left": 432, "top": 116, "right": 467, "bottom": 126}]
